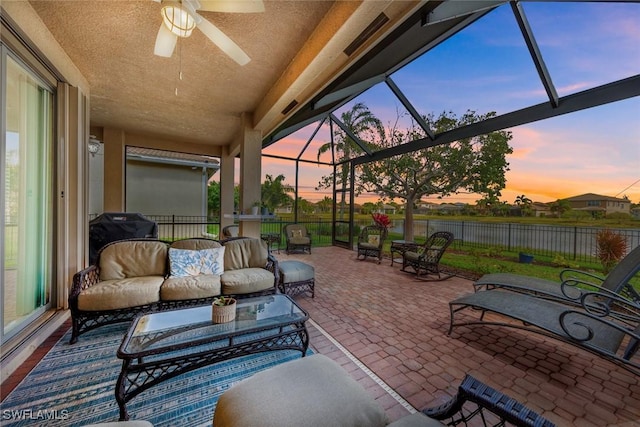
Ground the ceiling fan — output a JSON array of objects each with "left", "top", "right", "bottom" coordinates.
[{"left": 152, "top": 0, "right": 264, "bottom": 65}]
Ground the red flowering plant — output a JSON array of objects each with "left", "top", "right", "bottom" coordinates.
[{"left": 371, "top": 213, "right": 391, "bottom": 229}]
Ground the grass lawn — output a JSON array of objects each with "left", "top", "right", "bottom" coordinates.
[{"left": 437, "top": 249, "right": 640, "bottom": 291}]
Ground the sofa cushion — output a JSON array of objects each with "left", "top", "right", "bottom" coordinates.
[
  {"left": 99, "top": 240, "right": 167, "bottom": 281},
  {"left": 169, "top": 247, "right": 225, "bottom": 277},
  {"left": 279, "top": 260, "right": 314, "bottom": 283},
  {"left": 170, "top": 238, "right": 222, "bottom": 250},
  {"left": 223, "top": 238, "right": 268, "bottom": 271},
  {"left": 78, "top": 276, "right": 164, "bottom": 311},
  {"left": 213, "top": 354, "right": 389, "bottom": 427},
  {"left": 221, "top": 268, "right": 274, "bottom": 294},
  {"left": 161, "top": 274, "right": 221, "bottom": 301}
]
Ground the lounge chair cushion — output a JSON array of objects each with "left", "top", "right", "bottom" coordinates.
[
  {"left": 359, "top": 242, "right": 379, "bottom": 250},
  {"left": 77, "top": 276, "right": 164, "bottom": 311},
  {"left": 220, "top": 268, "right": 274, "bottom": 294},
  {"left": 289, "top": 235, "right": 311, "bottom": 245},
  {"left": 160, "top": 274, "right": 221, "bottom": 301},
  {"left": 99, "top": 240, "right": 167, "bottom": 280},
  {"left": 213, "top": 354, "right": 389, "bottom": 427}
]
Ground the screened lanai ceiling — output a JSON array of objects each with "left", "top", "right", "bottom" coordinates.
[{"left": 263, "top": 1, "right": 640, "bottom": 168}]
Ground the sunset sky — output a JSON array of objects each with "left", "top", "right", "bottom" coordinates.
[{"left": 262, "top": 2, "right": 640, "bottom": 206}]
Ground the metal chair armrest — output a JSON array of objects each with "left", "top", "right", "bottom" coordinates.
[{"left": 422, "top": 375, "right": 555, "bottom": 427}]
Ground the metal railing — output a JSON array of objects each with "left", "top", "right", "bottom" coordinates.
[
  {"left": 407, "top": 219, "right": 640, "bottom": 263},
  {"left": 87, "top": 214, "right": 640, "bottom": 263}
]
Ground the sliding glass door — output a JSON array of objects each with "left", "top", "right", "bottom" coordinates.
[{"left": 2, "top": 50, "right": 54, "bottom": 341}]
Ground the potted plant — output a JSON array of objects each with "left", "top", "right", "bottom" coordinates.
[
  {"left": 371, "top": 213, "right": 391, "bottom": 229},
  {"left": 211, "top": 296, "right": 237, "bottom": 323},
  {"left": 518, "top": 252, "right": 534, "bottom": 264},
  {"left": 250, "top": 201, "right": 261, "bottom": 216}
]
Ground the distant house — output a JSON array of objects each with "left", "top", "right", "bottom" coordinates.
[
  {"left": 563, "top": 193, "right": 631, "bottom": 216},
  {"left": 415, "top": 202, "right": 438, "bottom": 214},
  {"left": 531, "top": 202, "right": 551, "bottom": 217},
  {"left": 381, "top": 204, "right": 396, "bottom": 215}
]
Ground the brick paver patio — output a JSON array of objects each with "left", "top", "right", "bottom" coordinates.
[{"left": 282, "top": 246, "right": 640, "bottom": 426}]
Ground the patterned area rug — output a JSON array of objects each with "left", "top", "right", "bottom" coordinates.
[{"left": 2, "top": 323, "right": 311, "bottom": 426}]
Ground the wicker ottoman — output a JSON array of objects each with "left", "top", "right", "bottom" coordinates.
[{"left": 278, "top": 260, "right": 315, "bottom": 298}]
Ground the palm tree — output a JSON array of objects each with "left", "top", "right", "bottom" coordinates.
[
  {"left": 316, "top": 103, "right": 384, "bottom": 219},
  {"left": 514, "top": 194, "right": 533, "bottom": 216},
  {"left": 261, "top": 174, "right": 293, "bottom": 213}
]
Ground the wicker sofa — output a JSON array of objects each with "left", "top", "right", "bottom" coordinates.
[{"left": 68, "top": 237, "right": 278, "bottom": 343}]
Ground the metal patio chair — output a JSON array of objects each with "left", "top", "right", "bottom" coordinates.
[
  {"left": 357, "top": 225, "right": 387, "bottom": 264},
  {"left": 283, "top": 223, "right": 311, "bottom": 254},
  {"left": 401, "top": 231, "right": 454, "bottom": 281}
]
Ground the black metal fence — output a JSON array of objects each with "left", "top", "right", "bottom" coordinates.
[
  {"left": 86, "top": 214, "right": 640, "bottom": 263},
  {"left": 407, "top": 219, "right": 640, "bottom": 263}
]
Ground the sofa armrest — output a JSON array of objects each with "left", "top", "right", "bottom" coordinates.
[
  {"left": 69, "top": 265, "right": 100, "bottom": 310},
  {"left": 266, "top": 253, "right": 280, "bottom": 287}
]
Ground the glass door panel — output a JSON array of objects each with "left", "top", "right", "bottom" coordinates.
[{"left": 2, "top": 53, "right": 53, "bottom": 340}]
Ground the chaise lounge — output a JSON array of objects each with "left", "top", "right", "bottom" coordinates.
[
  {"left": 473, "top": 244, "right": 640, "bottom": 306},
  {"left": 449, "top": 288, "right": 640, "bottom": 375}
]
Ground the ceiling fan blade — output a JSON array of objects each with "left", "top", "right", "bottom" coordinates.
[
  {"left": 154, "top": 24, "right": 178, "bottom": 57},
  {"left": 196, "top": 18, "right": 251, "bottom": 65},
  {"left": 197, "top": 0, "right": 265, "bottom": 13}
]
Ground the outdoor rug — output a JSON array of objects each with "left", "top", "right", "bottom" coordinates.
[{"left": 1, "top": 323, "right": 312, "bottom": 426}]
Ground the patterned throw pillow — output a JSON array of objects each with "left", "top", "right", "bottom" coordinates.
[
  {"left": 169, "top": 248, "right": 202, "bottom": 277},
  {"left": 368, "top": 235, "right": 380, "bottom": 246},
  {"left": 169, "top": 247, "right": 225, "bottom": 277},
  {"left": 200, "top": 247, "right": 225, "bottom": 275},
  {"left": 291, "top": 229, "right": 303, "bottom": 238}
]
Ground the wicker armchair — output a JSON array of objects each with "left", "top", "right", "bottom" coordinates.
[
  {"left": 402, "top": 231, "right": 454, "bottom": 281},
  {"left": 283, "top": 223, "right": 311, "bottom": 254},
  {"left": 357, "top": 225, "right": 387, "bottom": 264}
]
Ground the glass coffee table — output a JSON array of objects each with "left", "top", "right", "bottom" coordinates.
[{"left": 115, "top": 294, "right": 309, "bottom": 420}]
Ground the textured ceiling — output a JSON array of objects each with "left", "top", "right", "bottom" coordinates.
[{"left": 28, "top": 0, "right": 338, "bottom": 146}]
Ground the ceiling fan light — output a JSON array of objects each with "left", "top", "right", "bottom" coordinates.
[{"left": 161, "top": 5, "right": 196, "bottom": 38}]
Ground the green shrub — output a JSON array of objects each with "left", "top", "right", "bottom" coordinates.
[
  {"left": 551, "top": 254, "right": 579, "bottom": 269},
  {"left": 607, "top": 212, "right": 631, "bottom": 221}
]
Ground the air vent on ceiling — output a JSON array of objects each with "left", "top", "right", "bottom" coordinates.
[
  {"left": 344, "top": 12, "right": 389, "bottom": 57},
  {"left": 281, "top": 100, "right": 298, "bottom": 115}
]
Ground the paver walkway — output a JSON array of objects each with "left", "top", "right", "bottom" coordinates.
[{"left": 281, "top": 246, "right": 640, "bottom": 426}]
